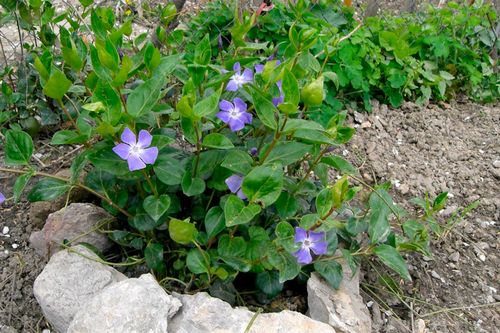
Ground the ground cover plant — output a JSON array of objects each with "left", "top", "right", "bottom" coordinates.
[{"left": 0, "top": 0, "right": 498, "bottom": 304}]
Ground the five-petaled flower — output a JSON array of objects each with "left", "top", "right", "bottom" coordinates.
[
  {"left": 292, "top": 227, "right": 328, "bottom": 264},
  {"left": 0, "top": 192, "right": 5, "bottom": 204},
  {"left": 225, "top": 175, "right": 246, "bottom": 200},
  {"left": 226, "top": 62, "right": 253, "bottom": 91},
  {"left": 113, "top": 127, "right": 158, "bottom": 171},
  {"left": 217, "top": 98, "right": 253, "bottom": 132}
]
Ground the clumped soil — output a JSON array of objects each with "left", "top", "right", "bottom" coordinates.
[{"left": 345, "top": 99, "right": 500, "bottom": 333}]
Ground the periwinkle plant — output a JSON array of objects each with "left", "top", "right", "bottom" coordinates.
[{"left": 0, "top": 0, "right": 450, "bottom": 300}]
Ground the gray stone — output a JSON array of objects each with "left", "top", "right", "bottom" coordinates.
[
  {"left": 33, "top": 245, "right": 126, "bottom": 333},
  {"left": 0, "top": 324, "right": 18, "bottom": 333},
  {"left": 30, "top": 203, "right": 113, "bottom": 257},
  {"left": 68, "top": 274, "right": 181, "bottom": 333},
  {"left": 307, "top": 261, "right": 372, "bottom": 333},
  {"left": 169, "top": 292, "right": 335, "bottom": 333}
]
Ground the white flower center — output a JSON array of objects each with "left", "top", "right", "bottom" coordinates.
[
  {"left": 129, "top": 143, "right": 144, "bottom": 156},
  {"left": 231, "top": 73, "right": 245, "bottom": 86},
  {"left": 303, "top": 238, "right": 311, "bottom": 249},
  {"left": 229, "top": 107, "right": 240, "bottom": 119}
]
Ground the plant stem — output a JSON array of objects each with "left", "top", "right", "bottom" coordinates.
[
  {"left": 293, "top": 147, "right": 329, "bottom": 193},
  {"left": 259, "top": 116, "right": 288, "bottom": 164},
  {"left": 192, "top": 122, "right": 202, "bottom": 177},
  {"left": 141, "top": 169, "right": 158, "bottom": 197},
  {"left": 57, "top": 99, "right": 79, "bottom": 133},
  {"left": 0, "top": 167, "right": 132, "bottom": 218}
]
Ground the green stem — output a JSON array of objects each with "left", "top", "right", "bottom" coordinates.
[
  {"left": 0, "top": 167, "right": 132, "bottom": 218},
  {"left": 141, "top": 169, "right": 158, "bottom": 197},
  {"left": 192, "top": 122, "right": 202, "bottom": 177},
  {"left": 259, "top": 116, "right": 288, "bottom": 164},
  {"left": 57, "top": 99, "right": 79, "bottom": 133},
  {"left": 293, "top": 147, "right": 328, "bottom": 193}
]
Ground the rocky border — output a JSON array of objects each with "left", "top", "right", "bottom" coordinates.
[{"left": 30, "top": 203, "right": 373, "bottom": 333}]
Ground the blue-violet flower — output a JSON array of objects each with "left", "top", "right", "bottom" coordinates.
[
  {"left": 292, "top": 227, "right": 328, "bottom": 264},
  {"left": 226, "top": 62, "right": 253, "bottom": 91},
  {"left": 113, "top": 127, "right": 158, "bottom": 171},
  {"left": 217, "top": 98, "right": 253, "bottom": 132},
  {"left": 225, "top": 175, "right": 246, "bottom": 200},
  {"left": 272, "top": 80, "right": 285, "bottom": 106},
  {"left": 0, "top": 192, "right": 5, "bottom": 204}
]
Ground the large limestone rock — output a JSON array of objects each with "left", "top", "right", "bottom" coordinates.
[
  {"left": 68, "top": 274, "right": 182, "bottom": 333},
  {"left": 30, "top": 203, "right": 113, "bottom": 257},
  {"left": 33, "top": 245, "right": 126, "bottom": 333},
  {"left": 169, "top": 292, "right": 336, "bottom": 333},
  {"left": 307, "top": 262, "right": 372, "bottom": 333}
]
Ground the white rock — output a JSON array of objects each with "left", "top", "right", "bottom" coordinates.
[
  {"left": 33, "top": 245, "right": 126, "bottom": 333},
  {"left": 30, "top": 203, "right": 113, "bottom": 257},
  {"left": 2, "top": 226, "right": 9, "bottom": 234},
  {"left": 168, "top": 292, "right": 335, "bottom": 333},
  {"left": 307, "top": 261, "right": 371, "bottom": 333},
  {"left": 68, "top": 274, "right": 182, "bottom": 333}
]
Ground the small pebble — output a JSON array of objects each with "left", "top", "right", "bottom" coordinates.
[
  {"left": 493, "top": 160, "right": 500, "bottom": 168},
  {"left": 12, "top": 243, "right": 19, "bottom": 249},
  {"left": 2, "top": 226, "right": 9, "bottom": 234},
  {"left": 448, "top": 251, "right": 460, "bottom": 262},
  {"left": 431, "top": 270, "right": 442, "bottom": 280}
]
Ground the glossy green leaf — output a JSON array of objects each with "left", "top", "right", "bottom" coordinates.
[
  {"left": 374, "top": 244, "right": 412, "bottom": 281},
  {"left": 368, "top": 189, "right": 393, "bottom": 244},
  {"left": 5, "top": 130, "right": 34, "bottom": 166},
  {"left": 145, "top": 243, "right": 166, "bottom": 273},
  {"left": 202, "top": 133, "right": 234, "bottom": 150},
  {"left": 242, "top": 164, "right": 283, "bottom": 207},
  {"left": 249, "top": 86, "right": 277, "bottom": 130},
  {"left": 42, "top": 69, "right": 72, "bottom": 100},
  {"left": 263, "top": 142, "right": 311, "bottom": 166},
  {"left": 256, "top": 271, "right": 283, "bottom": 298},
  {"left": 143, "top": 195, "right": 171, "bottom": 221},
  {"left": 169, "top": 218, "right": 198, "bottom": 244},
  {"left": 187, "top": 248, "right": 210, "bottom": 274},
  {"left": 28, "top": 179, "right": 70, "bottom": 202},
  {"left": 224, "top": 195, "right": 261, "bottom": 227},
  {"left": 321, "top": 155, "right": 358, "bottom": 175},
  {"left": 154, "top": 155, "right": 186, "bottom": 186},
  {"left": 314, "top": 261, "right": 343, "bottom": 289},
  {"left": 193, "top": 89, "right": 221, "bottom": 118},
  {"left": 221, "top": 150, "right": 253, "bottom": 174},
  {"left": 204, "top": 206, "right": 225, "bottom": 239},
  {"left": 181, "top": 172, "right": 206, "bottom": 196},
  {"left": 13, "top": 173, "right": 32, "bottom": 202}
]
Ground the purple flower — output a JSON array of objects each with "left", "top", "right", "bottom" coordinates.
[
  {"left": 226, "top": 62, "right": 253, "bottom": 91},
  {"left": 272, "top": 80, "right": 285, "bottom": 106},
  {"left": 249, "top": 147, "right": 258, "bottom": 156},
  {"left": 0, "top": 192, "right": 5, "bottom": 204},
  {"left": 225, "top": 175, "right": 246, "bottom": 200},
  {"left": 112, "top": 127, "right": 158, "bottom": 171},
  {"left": 216, "top": 98, "right": 253, "bottom": 132},
  {"left": 292, "top": 227, "right": 328, "bottom": 265},
  {"left": 254, "top": 57, "right": 281, "bottom": 74}
]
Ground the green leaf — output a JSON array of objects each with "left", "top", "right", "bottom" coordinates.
[
  {"left": 314, "top": 261, "right": 343, "bottom": 289},
  {"left": 51, "top": 130, "right": 89, "bottom": 145},
  {"left": 256, "top": 271, "right": 283, "bottom": 298},
  {"left": 169, "top": 218, "right": 198, "bottom": 244},
  {"left": 274, "top": 221, "right": 298, "bottom": 252},
  {"left": 193, "top": 89, "right": 221, "bottom": 118},
  {"left": 88, "top": 148, "right": 129, "bottom": 176},
  {"left": 242, "top": 164, "right": 283, "bottom": 207},
  {"left": 154, "top": 155, "right": 186, "bottom": 186},
  {"left": 126, "top": 77, "right": 164, "bottom": 118},
  {"left": 268, "top": 250, "right": 301, "bottom": 283},
  {"left": 368, "top": 189, "right": 394, "bottom": 244},
  {"left": 224, "top": 195, "right": 261, "bottom": 227},
  {"left": 145, "top": 243, "right": 166, "bottom": 273},
  {"left": 275, "top": 191, "right": 298, "bottom": 218},
  {"left": 432, "top": 192, "right": 448, "bottom": 212},
  {"left": 28, "top": 178, "right": 70, "bottom": 202},
  {"left": 282, "top": 69, "right": 299, "bottom": 106},
  {"left": 187, "top": 248, "right": 210, "bottom": 274},
  {"left": 204, "top": 206, "right": 225, "bottom": 239},
  {"left": 374, "top": 244, "right": 412, "bottom": 281},
  {"left": 43, "top": 69, "right": 72, "bottom": 100},
  {"left": 218, "top": 234, "right": 251, "bottom": 272},
  {"left": 13, "top": 173, "right": 32, "bottom": 202},
  {"left": 129, "top": 213, "right": 164, "bottom": 231},
  {"left": 263, "top": 142, "right": 311, "bottom": 166},
  {"left": 5, "top": 130, "right": 34, "bottom": 166},
  {"left": 181, "top": 172, "right": 206, "bottom": 196},
  {"left": 202, "top": 133, "right": 234, "bottom": 150},
  {"left": 221, "top": 150, "right": 253, "bottom": 174},
  {"left": 249, "top": 86, "right": 277, "bottom": 130},
  {"left": 315, "top": 188, "right": 334, "bottom": 218},
  {"left": 143, "top": 195, "right": 171, "bottom": 221},
  {"left": 321, "top": 155, "right": 358, "bottom": 175},
  {"left": 194, "top": 34, "right": 211, "bottom": 66}
]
